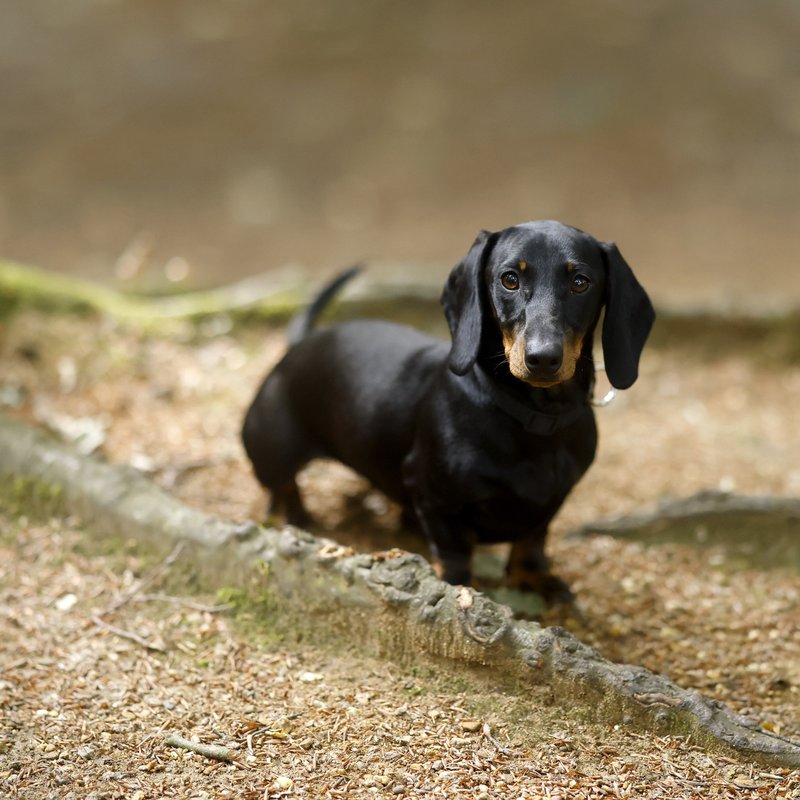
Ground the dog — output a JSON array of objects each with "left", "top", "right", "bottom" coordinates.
[{"left": 242, "top": 220, "right": 654, "bottom": 602}]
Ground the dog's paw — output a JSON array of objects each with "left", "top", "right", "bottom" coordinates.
[{"left": 508, "top": 569, "right": 575, "bottom": 607}]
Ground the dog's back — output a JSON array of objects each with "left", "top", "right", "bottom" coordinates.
[{"left": 243, "top": 317, "right": 447, "bottom": 510}]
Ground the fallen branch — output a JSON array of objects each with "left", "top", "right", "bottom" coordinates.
[
  {"left": 165, "top": 733, "right": 237, "bottom": 762},
  {"left": 0, "top": 259, "right": 302, "bottom": 322},
  {"left": 574, "top": 489, "right": 800, "bottom": 537},
  {"left": 158, "top": 455, "right": 240, "bottom": 489},
  {"left": 482, "top": 723, "right": 512, "bottom": 756},
  {"left": 133, "top": 593, "right": 232, "bottom": 613},
  {"left": 91, "top": 615, "right": 166, "bottom": 653},
  {"left": 102, "top": 542, "right": 185, "bottom": 615},
  {"left": 0, "top": 258, "right": 441, "bottom": 325}
]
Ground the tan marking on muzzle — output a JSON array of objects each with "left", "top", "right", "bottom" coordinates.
[
  {"left": 556, "top": 331, "right": 585, "bottom": 383},
  {"left": 503, "top": 329, "right": 586, "bottom": 387},
  {"left": 502, "top": 328, "right": 528, "bottom": 382}
]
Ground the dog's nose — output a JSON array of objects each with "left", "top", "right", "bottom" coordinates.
[{"left": 524, "top": 344, "right": 563, "bottom": 375}]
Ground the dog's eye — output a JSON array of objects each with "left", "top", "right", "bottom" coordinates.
[
  {"left": 501, "top": 271, "right": 520, "bottom": 291},
  {"left": 571, "top": 275, "right": 590, "bottom": 294}
]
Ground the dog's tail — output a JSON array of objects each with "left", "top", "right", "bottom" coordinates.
[{"left": 286, "top": 265, "right": 362, "bottom": 346}]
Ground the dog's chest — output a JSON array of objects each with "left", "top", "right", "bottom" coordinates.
[
  {"left": 464, "top": 443, "right": 584, "bottom": 540},
  {"left": 492, "top": 440, "right": 581, "bottom": 505}
]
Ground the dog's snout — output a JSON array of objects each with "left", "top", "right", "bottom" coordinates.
[{"left": 524, "top": 343, "right": 563, "bottom": 376}]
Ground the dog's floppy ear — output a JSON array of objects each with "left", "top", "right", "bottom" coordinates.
[
  {"left": 600, "top": 241, "right": 655, "bottom": 390},
  {"left": 441, "top": 229, "right": 497, "bottom": 375}
]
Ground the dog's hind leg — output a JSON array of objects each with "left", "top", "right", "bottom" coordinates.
[
  {"left": 242, "top": 380, "right": 318, "bottom": 527},
  {"left": 246, "top": 437, "right": 315, "bottom": 527},
  {"left": 268, "top": 479, "right": 311, "bottom": 528}
]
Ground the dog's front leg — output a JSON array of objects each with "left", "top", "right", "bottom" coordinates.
[
  {"left": 411, "top": 497, "right": 474, "bottom": 586},
  {"left": 507, "top": 535, "right": 574, "bottom": 606}
]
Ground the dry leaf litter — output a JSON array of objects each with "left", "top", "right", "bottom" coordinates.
[{"left": 1, "top": 309, "right": 799, "bottom": 798}]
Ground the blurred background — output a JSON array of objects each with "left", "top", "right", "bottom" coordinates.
[{"left": 2, "top": 0, "right": 799, "bottom": 313}]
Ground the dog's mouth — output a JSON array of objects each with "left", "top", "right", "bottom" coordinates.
[
  {"left": 513, "top": 366, "right": 573, "bottom": 388},
  {"left": 520, "top": 373, "right": 567, "bottom": 388}
]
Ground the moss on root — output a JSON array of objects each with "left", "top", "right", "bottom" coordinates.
[{"left": 0, "top": 473, "right": 65, "bottom": 522}]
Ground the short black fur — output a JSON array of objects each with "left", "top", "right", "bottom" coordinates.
[{"left": 242, "top": 220, "right": 655, "bottom": 602}]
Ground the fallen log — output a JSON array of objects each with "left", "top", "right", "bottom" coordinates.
[
  {"left": 0, "top": 258, "right": 441, "bottom": 325},
  {"left": 573, "top": 490, "right": 800, "bottom": 572}
]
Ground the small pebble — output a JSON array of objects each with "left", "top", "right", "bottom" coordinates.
[{"left": 76, "top": 744, "right": 96, "bottom": 760}]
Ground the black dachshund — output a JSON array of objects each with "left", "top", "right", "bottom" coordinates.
[{"left": 242, "top": 220, "right": 654, "bottom": 602}]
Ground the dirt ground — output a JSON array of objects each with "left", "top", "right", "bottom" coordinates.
[{"left": 1, "top": 307, "right": 799, "bottom": 798}]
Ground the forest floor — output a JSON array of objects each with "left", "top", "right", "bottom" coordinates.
[{"left": 1, "top": 307, "right": 799, "bottom": 798}]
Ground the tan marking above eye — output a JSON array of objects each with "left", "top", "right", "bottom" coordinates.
[
  {"left": 566, "top": 262, "right": 575, "bottom": 273},
  {"left": 519, "top": 261, "right": 527, "bottom": 271}
]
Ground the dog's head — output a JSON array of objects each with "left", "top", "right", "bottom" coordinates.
[{"left": 441, "top": 220, "right": 655, "bottom": 390}]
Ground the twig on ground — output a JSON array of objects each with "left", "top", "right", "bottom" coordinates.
[
  {"left": 482, "top": 723, "right": 512, "bottom": 755},
  {"left": 91, "top": 615, "right": 167, "bottom": 652},
  {"left": 102, "top": 542, "right": 185, "bottom": 615},
  {"left": 133, "top": 593, "right": 232, "bottom": 613},
  {"left": 158, "top": 455, "right": 240, "bottom": 489},
  {"left": 165, "top": 733, "right": 238, "bottom": 763}
]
